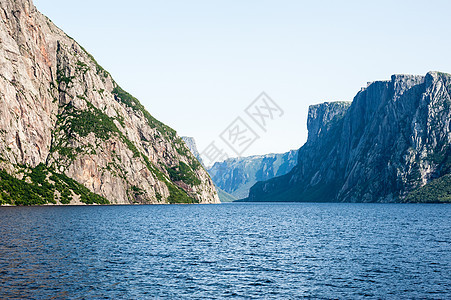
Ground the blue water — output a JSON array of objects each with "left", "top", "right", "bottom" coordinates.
[{"left": 0, "top": 203, "right": 449, "bottom": 299}]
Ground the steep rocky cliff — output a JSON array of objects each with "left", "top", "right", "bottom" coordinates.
[
  {"left": 181, "top": 136, "right": 204, "bottom": 166},
  {"left": 0, "top": 0, "right": 219, "bottom": 205},
  {"left": 209, "top": 150, "right": 298, "bottom": 199},
  {"left": 245, "top": 72, "right": 451, "bottom": 203},
  {"left": 181, "top": 136, "right": 237, "bottom": 202}
]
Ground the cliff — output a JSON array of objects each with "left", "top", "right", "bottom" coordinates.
[
  {"left": 209, "top": 150, "right": 298, "bottom": 199},
  {"left": 181, "top": 136, "right": 237, "bottom": 202},
  {"left": 0, "top": 0, "right": 219, "bottom": 205},
  {"left": 181, "top": 135, "right": 297, "bottom": 201},
  {"left": 245, "top": 72, "right": 451, "bottom": 203},
  {"left": 181, "top": 136, "right": 204, "bottom": 167}
]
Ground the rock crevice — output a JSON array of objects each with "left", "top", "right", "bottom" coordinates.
[
  {"left": 246, "top": 72, "right": 451, "bottom": 203},
  {"left": 0, "top": 0, "right": 219, "bottom": 205}
]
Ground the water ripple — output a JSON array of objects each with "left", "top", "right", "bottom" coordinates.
[{"left": 0, "top": 203, "right": 450, "bottom": 299}]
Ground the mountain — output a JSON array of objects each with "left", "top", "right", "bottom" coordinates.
[
  {"left": 209, "top": 150, "right": 298, "bottom": 199},
  {"left": 245, "top": 72, "right": 451, "bottom": 203},
  {"left": 181, "top": 136, "right": 204, "bottom": 166},
  {"left": 215, "top": 187, "right": 237, "bottom": 203},
  {"left": 181, "top": 136, "right": 237, "bottom": 202},
  {"left": 181, "top": 135, "right": 298, "bottom": 202},
  {"left": 0, "top": 0, "right": 219, "bottom": 205}
]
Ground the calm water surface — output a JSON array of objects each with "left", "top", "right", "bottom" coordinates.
[{"left": 0, "top": 203, "right": 450, "bottom": 299}]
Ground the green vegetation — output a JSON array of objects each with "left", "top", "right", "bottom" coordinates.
[
  {"left": 56, "top": 68, "right": 74, "bottom": 86},
  {"left": 172, "top": 138, "right": 203, "bottom": 171},
  {"left": 131, "top": 185, "right": 144, "bottom": 197},
  {"left": 140, "top": 154, "right": 165, "bottom": 181},
  {"left": 50, "top": 171, "right": 109, "bottom": 205},
  {"left": 78, "top": 44, "right": 110, "bottom": 78},
  {"left": 155, "top": 192, "right": 162, "bottom": 202},
  {"left": 114, "top": 109, "right": 125, "bottom": 127},
  {"left": 138, "top": 156, "right": 198, "bottom": 204},
  {"left": 51, "top": 101, "right": 199, "bottom": 203},
  {"left": 75, "top": 60, "right": 90, "bottom": 74},
  {"left": 167, "top": 162, "right": 201, "bottom": 186},
  {"left": 406, "top": 164, "right": 422, "bottom": 184},
  {"left": 167, "top": 183, "right": 198, "bottom": 204},
  {"left": 112, "top": 85, "right": 176, "bottom": 139},
  {"left": 0, "top": 164, "right": 109, "bottom": 206},
  {"left": 52, "top": 102, "right": 138, "bottom": 161},
  {"left": 0, "top": 167, "right": 54, "bottom": 205},
  {"left": 404, "top": 174, "right": 451, "bottom": 203},
  {"left": 216, "top": 187, "right": 237, "bottom": 203},
  {"left": 174, "top": 138, "right": 189, "bottom": 156},
  {"left": 189, "top": 157, "right": 202, "bottom": 171},
  {"left": 51, "top": 40, "right": 202, "bottom": 205},
  {"left": 58, "top": 102, "right": 118, "bottom": 140},
  {"left": 426, "top": 147, "right": 451, "bottom": 174}
]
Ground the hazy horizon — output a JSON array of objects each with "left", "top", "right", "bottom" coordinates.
[{"left": 34, "top": 0, "right": 451, "bottom": 161}]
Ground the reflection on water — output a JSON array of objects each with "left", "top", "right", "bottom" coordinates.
[{"left": 0, "top": 203, "right": 450, "bottom": 298}]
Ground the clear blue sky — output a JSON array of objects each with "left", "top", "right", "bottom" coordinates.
[{"left": 34, "top": 0, "right": 451, "bottom": 161}]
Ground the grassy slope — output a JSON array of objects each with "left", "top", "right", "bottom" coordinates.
[{"left": 404, "top": 175, "right": 451, "bottom": 203}]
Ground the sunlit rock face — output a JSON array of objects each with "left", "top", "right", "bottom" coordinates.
[{"left": 0, "top": 0, "right": 219, "bottom": 204}]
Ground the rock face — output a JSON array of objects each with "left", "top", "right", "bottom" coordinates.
[
  {"left": 181, "top": 136, "right": 204, "bottom": 166},
  {"left": 181, "top": 136, "right": 237, "bottom": 202},
  {"left": 0, "top": 0, "right": 219, "bottom": 205},
  {"left": 245, "top": 72, "right": 451, "bottom": 203},
  {"left": 209, "top": 150, "right": 299, "bottom": 199}
]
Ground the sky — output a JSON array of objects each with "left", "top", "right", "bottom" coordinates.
[{"left": 34, "top": 0, "right": 451, "bottom": 164}]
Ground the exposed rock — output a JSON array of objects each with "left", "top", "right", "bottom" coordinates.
[
  {"left": 307, "top": 101, "right": 352, "bottom": 144},
  {"left": 0, "top": 0, "right": 219, "bottom": 205},
  {"left": 181, "top": 136, "right": 204, "bottom": 166},
  {"left": 181, "top": 136, "right": 237, "bottom": 202},
  {"left": 245, "top": 72, "right": 451, "bottom": 203},
  {"left": 209, "top": 150, "right": 299, "bottom": 199}
]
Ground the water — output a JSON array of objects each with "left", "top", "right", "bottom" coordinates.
[{"left": 0, "top": 203, "right": 449, "bottom": 299}]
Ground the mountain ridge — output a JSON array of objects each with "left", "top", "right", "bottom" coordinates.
[
  {"left": 244, "top": 72, "right": 451, "bottom": 203},
  {"left": 0, "top": 0, "right": 219, "bottom": 205},
  {"left": 181, "top": 136, "right": 237, "bottom": 202},
  {"left": 180, "top": 136, "right": 297, "bottom": 201},
  {"left": 209, "top": 149, "right": 299, "bottom": 199}
]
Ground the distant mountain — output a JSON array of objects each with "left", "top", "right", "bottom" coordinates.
[
  {"left": 208, "top": 150, "right": 299, "bottom": 199},
  {"left": 245, "top": 72, "right": 451, "bottom": 203},
  {"left": 181, "top": 136, "right": 237, "bottom": 202},
  {"left": 215, "top": 188, "right": 238, "bottom": 203},
  {"left": 0, "top": 0, "right": 219, "bottom": 205},
  {"left": 181, "top": 137, "right": 204, "bottom": 166},
  {"left": 181, "top": 136, "right": 298, "bottom": 201}
]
